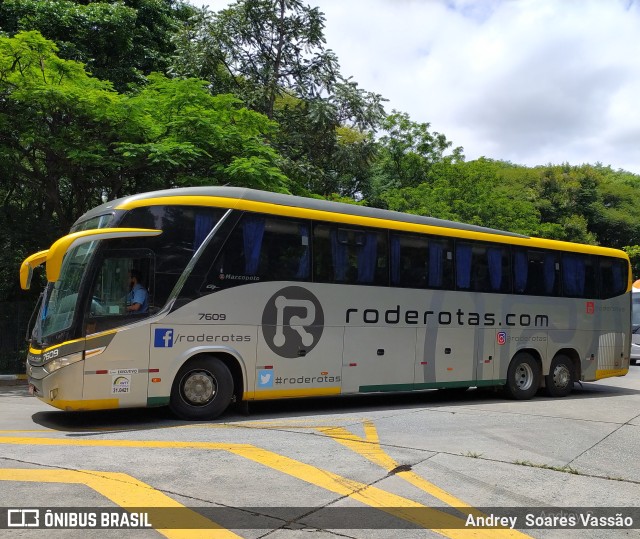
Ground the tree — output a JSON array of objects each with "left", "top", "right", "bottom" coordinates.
[
  {"left": 369, "top": 111, "right": 464, "bottom": 206},
  {"left": 0, "top": 0, "right": 196, "bottom": 91},
  {"left": 0, "top": 31, "right": 126, "bottom": 233},
  {"left": 207, "top": 0, "right": 339, "bottom": 119},
  {"left": 624, "top": 245, "right": 640, "bottom": 277},
  {"left": 381, "top": 159, "right": 541, "bottom": 235},
  {"left": 528, "top": 164, "right": 640, "bottom": 245},
  {"left": 117, "top": 73, "right": 289, "bottom": 194},
  {"left": 0, "top": 31, "right": 288, "bottom": 301},
  {"left": 171, "top": 0, "right": 386, "bottom": 198}
]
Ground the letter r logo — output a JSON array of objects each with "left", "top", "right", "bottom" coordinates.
[
  {"left": 262, "top": 286, "right": 324, "bottom": 358},
  {"left": 154, "top": 328, "right": 174, "bottom": 348}
]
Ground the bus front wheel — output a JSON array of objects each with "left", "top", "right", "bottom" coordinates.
[
  {"left": 504, "top": 353, "right": 540, "bottom": 400},
  {"left": 545, "top": 355, "right": 574, "bottom": 398},
  {"left": 170, "top": 356, "right": 234, "bottom": 420}
]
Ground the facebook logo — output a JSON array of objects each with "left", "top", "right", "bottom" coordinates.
[{"left": 154, "top": 328, "right": 174, "bottom": 348}]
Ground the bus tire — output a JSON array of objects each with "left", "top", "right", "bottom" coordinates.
[
  {"left": 545, "top": 355, "right": 574, "bottom": 398},
  {"left": 504, "top": 353, "right": 540, "bottom": 400},
  {"left": 170, "top": 356, "right": 234, "bottom": 420}
]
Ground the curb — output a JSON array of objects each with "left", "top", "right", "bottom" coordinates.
[{"left": 0, "top": 374, "right": 28, "bottom": 386}]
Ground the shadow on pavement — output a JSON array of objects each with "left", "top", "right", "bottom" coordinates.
[{"left": 27, "top": 378, "right": 640, "bottom": 434}]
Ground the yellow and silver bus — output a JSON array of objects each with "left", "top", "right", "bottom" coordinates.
[{"left": 21, "top": 187, "right": 631, "bottom": 420}]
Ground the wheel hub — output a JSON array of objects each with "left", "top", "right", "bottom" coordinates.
[
  {"left": 515, "top": 363, "right": 534, "bottom": 390},
  {"left": 553, "top": 365, "right": 570, "bottom": 389},
  {"left": 182, "top": 371, "right": 216, "bottom": 405}
]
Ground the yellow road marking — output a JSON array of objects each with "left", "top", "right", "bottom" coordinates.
[
  {"left": 318, "top": 422, "right": 531, "bottom": 539},
  {"left": 319, "top": 422, "right": 475, "bottom": 508},
  {"left": 0, "top": 468, "right": 241, "bottom": 539},
  {"left": 1, "top": 436, "right": 507, "bottom": 537}
]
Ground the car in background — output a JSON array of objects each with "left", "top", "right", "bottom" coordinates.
[{"left": 632, "top": 284, "right": 640, "bottom": 365}]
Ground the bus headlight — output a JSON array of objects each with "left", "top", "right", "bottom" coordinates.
[{"left": 43, "top": 352, "right": 83, "bottom": 374}]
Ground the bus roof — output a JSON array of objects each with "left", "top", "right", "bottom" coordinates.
[
  {"left": 75, "top": 186, "right": 628, "bottom": 259},
  {"left": 77, "top": 186, "right": 527, "bottom": 239}
]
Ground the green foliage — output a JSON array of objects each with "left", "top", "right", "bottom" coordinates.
[
  {"left": 381, "top": 159, "right": 541, "bottom": 235},
  {"left": 370, "top": 111, "right": 464, "bottom": 204},
  {"left": 527, "top": 164, "right": 640, "bottom": 246},
  {"left": 171, "top": 0, "right": 386, "bottom": 197},
  {"left": 376, "top": 151, "right": 640, "bottom": 272},
  {"left": 116, "top": 74, "right": 288, "bottom": 192},
  {"left": 623, "top": 246, "right": 640, "bottom": 277},
  {"left": 0, "top": 30, "right": 125, "bottom": 236},
  {"left": 208, "top": 0, "right": 339, "bottom": 118},
  {"left": 0, "top": 31, "right": 287, "bottom": 301},
  {"left": 0, "top": 0, "right": 196, "bottom": 91}
]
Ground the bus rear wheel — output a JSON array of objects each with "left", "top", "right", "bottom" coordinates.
[
  {"left": 504, "top": 353, "right": 540, "bottom": 400},
  {"left": 545, "top": 355, "right": 574, "bottom": 398},
  {"left": 170, "top": 356, "right": 234, "bottom": 420}
]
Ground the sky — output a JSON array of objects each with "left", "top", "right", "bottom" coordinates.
[{"left": 191, "top": 0, "right": 640, "bottom": 174}]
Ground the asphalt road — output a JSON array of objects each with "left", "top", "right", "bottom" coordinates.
[{"left": 1, "top": 367, "right": 639, "bottom": 538}]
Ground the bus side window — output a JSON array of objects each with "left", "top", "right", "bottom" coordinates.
[
  {"left": 211, "top": 213, "right": 311, "bottom": 287},
  {"left": 119, "top": 205, "right": 223, "bottom": 307},
  {"left": 260, "top": 218, "right": 310, "bottom": 281},
  {"left": 599, "top": 256, "right": 628, "bottom": 299},
  {"left": 562, "top": 253, "right": 597, "bottom": 298},
  {"left": 514, "top": 249, "right": 559, "bottom": 296},
  {"left": 487, "top": 245, "right": 511, "bottom": 293},
  {"left": 313, "top": 224, "right": 387, "bottom": 286},
  {"left": 456, "top": 242, "right": 510, "bottom": 293},
  {"left": 427, "top": 238, "right": 454, "bottom": 290},
  {"left": 390, "top": 233, "right": 429, "bottom": 288},
  {"left": 210, "top": 214, "right": 262, "bottom": 288},
  {"left": 353, "top": 229, "right": 387, "bottom": 286}
]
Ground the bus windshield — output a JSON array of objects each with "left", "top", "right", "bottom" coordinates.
[{"left": 34, "top": 240, "right": 99, "bottom": 342}]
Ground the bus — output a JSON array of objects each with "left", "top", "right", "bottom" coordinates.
[{"left": 21, "top": 187, "right": 631, "bottom": 420}]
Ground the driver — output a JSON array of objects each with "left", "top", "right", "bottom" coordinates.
[{"left": 126, "top": 269, "right": 148, "bottom": 314}]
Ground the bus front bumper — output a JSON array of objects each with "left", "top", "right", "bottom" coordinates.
[{"left": 28, "top": 359, "right": 118, "bottom": 412}]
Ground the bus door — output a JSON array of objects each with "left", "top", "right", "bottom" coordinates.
[
  {"left": 83, "top": 247, "right": 156, "bottom": 407},
  {"left": 418, "top": 328, "right": 475, "bottom": 387},
  {"left": 341, "top": 327, "right": 416, "bottom": 393},
  {"left": 83, "top": 321, "right": 152, "bottom": 407},
  {"left": 256, "top": 325, "right": 344, "bottom": 398},
  {"left": 423, "top": 329, "right": 496, "bottom": 386},
  {"left": 475, "top": 329, "right": 496, "bottom": 383}
]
